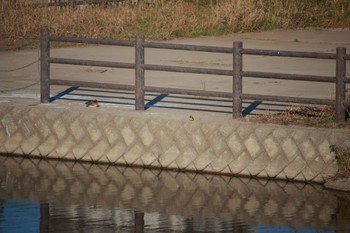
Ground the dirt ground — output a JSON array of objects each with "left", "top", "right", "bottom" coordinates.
[{"left": 0, "top": 28, "right": 349, "bottom": 119}]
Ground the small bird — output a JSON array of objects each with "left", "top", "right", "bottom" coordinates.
[
  {"left": 188, "top": 115, "right": 194, "bottom": 121},
  {"left": 86, "top": 100, "right": 100, "bottom": 107}
]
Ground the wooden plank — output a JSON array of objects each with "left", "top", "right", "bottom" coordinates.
[
  {"left": 48, "top": 57, "right": 135, "bottom": 69},
  {"left": 243, "top": 48, "right": 336, "bottom": 59},
  {"left": 243, "top": 71, "right": 335, "bottom": 82},
  {"left": 50, "top": 79, "right": 135, "bottom": 91}
]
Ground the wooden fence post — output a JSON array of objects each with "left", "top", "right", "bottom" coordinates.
[
  {"left": 335, "top": 47, "right": 346, "bottom": 122},
  {"left": 233, "top": 41, "right": 243, "bottom": 118},
  {"left": 135, "top": 34, "right": 145, "bottom": 110},
  {"left": 40, "top": 203, "right": 50, "bottom": 233},
  {"left": 40, "top": 27, "right": 50, "bottom": 103},
  {"left": 134, "top": 211, "right": 144, "bottom": 233}
]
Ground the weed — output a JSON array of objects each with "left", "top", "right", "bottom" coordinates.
[
  {"left": 246, "top": 105, "right": 350, "bottom": 129},
  {"left": 330, "top": 145, "right": 350, "bottom": 178}
]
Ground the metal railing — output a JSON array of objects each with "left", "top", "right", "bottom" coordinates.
[{"left": 40, "top": 27, "right": 349, "bottom": 122}]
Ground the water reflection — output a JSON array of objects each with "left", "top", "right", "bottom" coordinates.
[{"left": 0, "top": 155, "right": 349, "bottom": 232}]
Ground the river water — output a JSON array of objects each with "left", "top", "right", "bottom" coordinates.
[{"left": 0, "top": 155, "right": 349, "bottom": 233}]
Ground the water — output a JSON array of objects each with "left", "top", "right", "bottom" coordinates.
[{"left": 0, "top": 155, "right": 349, "bottom": 233}]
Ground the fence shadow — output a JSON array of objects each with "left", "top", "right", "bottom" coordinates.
[{"left": 51, "top": 87, "right": 288, "bottom": 116}]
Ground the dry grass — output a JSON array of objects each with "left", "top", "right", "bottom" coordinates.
[
  {"left": 1, "top": 0, "right": 349, "bottom": 50},
  {"left": 246, "top": 105, "right": 350, "bottom": 129},
  {"left": 247, "top": 88, "right": 350, "bottom": 128}
]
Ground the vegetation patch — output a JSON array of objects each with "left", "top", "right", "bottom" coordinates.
[
  {"left": 245, "top": 105, "right": 350, "bottom": 129},
  {"left": 1, "top": 0, "right": 349, "bottom": 50},
  {"left": 330, "top": 145, "right": 350, "bottom": 178}
]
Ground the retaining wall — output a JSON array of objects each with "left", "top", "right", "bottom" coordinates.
[{"left": 0, "top": 103, "right": 349, "bottom": 183}]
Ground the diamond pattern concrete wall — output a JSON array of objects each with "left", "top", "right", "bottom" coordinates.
[
  {"left": 0, "top": 156, "right": 344, "bottom": 229},
  {"left": 0, "top": 104, "right": 349, "bottom": 182}
]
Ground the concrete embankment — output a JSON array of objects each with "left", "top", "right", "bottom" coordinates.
[
  {"left": 1, "top": 102, "right": 349, "bottom": 183},
  {"left": 1, "top": 29, "right": 350, "bottom": 183}
]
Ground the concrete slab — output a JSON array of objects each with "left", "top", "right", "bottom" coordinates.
[{"left": 1, "top": 28, "right": 349, "bottom": 119}]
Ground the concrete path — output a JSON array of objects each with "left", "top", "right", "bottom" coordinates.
[{"left": 1, "top": 28, "right": 349, "bottom": 119}]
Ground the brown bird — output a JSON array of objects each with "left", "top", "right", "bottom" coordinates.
[
  {"left": 86, "top": 100, "right": 100, "bottom": 107},
  {"left": 188, "top": 115, "right": 194, "bottom": 121}
]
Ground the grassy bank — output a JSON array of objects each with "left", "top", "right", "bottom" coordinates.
[{"left": 1, "top": 0, "right": 349, "bottom": 50}]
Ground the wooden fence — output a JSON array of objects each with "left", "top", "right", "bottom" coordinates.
[{"left": 40, "top": 27, "right": 350, "bottom": 122}]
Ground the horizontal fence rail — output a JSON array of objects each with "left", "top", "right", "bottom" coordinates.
[
  {"left": 40, "top": 27, "right": 349, "bottom": 122},
  {"left": 143, "top": 41, "right": 233, "bottom": 53},
  {"left": 50, "top": 35, "right": 135, "bottom": 46},
  {"left": 48, "top": 57, "right": 135, "bottom": 69},
  {"left": 50, "top": 79, "right": 135, "bottom": 91},
  {"left": 242, "top": 48, "right": 337, "bottom": 59},
  {"left": 143, "top": 64, "right": 232, "bottom": 76},
  {"left": 242, "top": 71, "right": 336, "bottom": 83}
]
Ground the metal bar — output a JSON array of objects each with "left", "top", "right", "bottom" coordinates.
[
  {"left": 40, "top": 27, "right": 50, "bottom": 103},
  {"left": 48, "top": 57, "right": 135, "bottom": 69},
  {"left": 143, "top": 64, "right": 232, "bottom": 76},
  {"left": 241, "top": 94, "right": 334, "bottom": 105},
  {"left": 49, "top": 36, "right": 135, "bottom": 47},
  {"left": 242, "top": 48, "right": 336, "bottom": 59},
  {"left": 50, "top": 79, "right": 135, "bottom": 91},
  {"left": 335, "top": 47, "right": 347, "bottom": 122},
  {"left": 243, "top": 71, "right": 335, "bottom": 82},
  {"left": 144, "top": 86, "right": 232, "bottom": 98},
  {"left": 135, "top": 35, "right": 145, "bottom": 110},
  {"left": 143, "top": 41, "right": 232, "bottom": 53},
  {"left": 233, "top": 41, "right": 243, "bottom": 118}
]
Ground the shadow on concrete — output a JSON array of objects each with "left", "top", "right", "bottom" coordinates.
[
  {"left": 50, "top": 87, "right": 79, "bottom": 102},
  {"left": 51, "top": 87, "right": 289, "bottom": 116}
]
